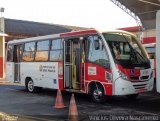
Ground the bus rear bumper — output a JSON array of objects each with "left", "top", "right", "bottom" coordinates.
[{"left": 114, "top": 78, "right": 154, "bottom": 95}]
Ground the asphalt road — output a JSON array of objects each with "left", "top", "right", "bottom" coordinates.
[{"left": 0, "top": 84, "right": 160, "bottom": 121}]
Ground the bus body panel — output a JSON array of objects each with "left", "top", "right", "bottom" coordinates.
[
  {"left": 150, "top": 59, "right": 155, "bottom": 78},
  {"left": 114, "top": 78, "right": 154, "bottom": 95},
  {"left": 113, "top": 64, "right": 153, "bottom": 95},
  {"left": 116, "top": 64, "right": 152, "bottom": 81},
  {"left": 85, "top": 63, "right": 112, "bottom": 83},
  {"left": 6, "top": 62, "right": 14, "bottom": 82},
  {"left": 20, "top": 62, "right": 59, "bottom": 89},
  {"left": 85, "top": 62, "right": 113, "bottom": 95}
]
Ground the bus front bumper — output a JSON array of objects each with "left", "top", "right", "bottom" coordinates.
[{"left": 114, "top": 77, "right": 154, "bottom": 95}]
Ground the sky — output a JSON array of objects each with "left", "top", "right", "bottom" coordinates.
[{"left": 1, "top": 0, "right": 137, "bottom": 30}]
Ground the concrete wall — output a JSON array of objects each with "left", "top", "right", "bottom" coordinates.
[{"left": 156, "top": 10, "right": 160, "bottom": 93}]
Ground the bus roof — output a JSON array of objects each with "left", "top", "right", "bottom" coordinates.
[
  {"left": 7, "top": 29, "right": 97, "bottom": 44},
  {"left": 101, "top": 30, "right": 137, "bottom": 37},
  {"left": 7, "top": 33, "right": 60, "bottom": 44},
  {"left": 7, "top": 29, "right": 136, "bottom": 44}
]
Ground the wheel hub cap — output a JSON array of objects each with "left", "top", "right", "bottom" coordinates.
[
  {"left": 93, "top": 89, "right": 102, "bottom": 100},
  {"left": 28, "top": 81, "right": 34, "bottom": 92}
]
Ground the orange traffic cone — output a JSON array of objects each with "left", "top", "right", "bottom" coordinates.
[
  {"left": 54, "top": 89, "right": 65, "bottom": 108},
  {"left": 68, "top": 94, "right": 78, "bottom": 121}
]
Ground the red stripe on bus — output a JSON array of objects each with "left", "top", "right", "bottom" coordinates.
[
  {"left": 58, "top": 62, "right": 63, "bottom": 90},
  {"left": 104, "top": 84, "right": 112, "bottom": 96},
  {"left": 60, "top": 29, "right": 97, "bottom": 37}
]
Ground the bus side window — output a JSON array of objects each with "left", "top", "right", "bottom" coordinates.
[
  {"left": 35, "top": 40, "right": 49, "bottom": 61},
  {"left": 7, "top": 45, "right": 13, "bottom": 62},
  {"left": 22, "top": 42, "right": 35, "bottom": 62},
  {"left": 50, "top": 39, "right": 63, "bottom": 61}
]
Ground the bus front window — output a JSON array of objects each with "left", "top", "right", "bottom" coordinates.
[
  {"left": 87, "top": 35, "right": 110, "bottom": 69},
  {"left": 103, "top": 32, "right": 150, "bottom": 68}
]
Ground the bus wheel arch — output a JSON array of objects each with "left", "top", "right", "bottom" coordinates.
[
  {"left": 25, "top": 77, "right": 34, "bottom": 92},
  {"left": 25, "top": 77, "right": 42, "bottom": 93},
  {"left": 88, "top": 81, "right": 107, "bottom": 103}
]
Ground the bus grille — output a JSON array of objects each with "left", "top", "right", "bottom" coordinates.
[
  {"left": 140, "top": 76, "right": 149, "bottom": 80},
  {"left": 130, "top": 76, "right": 139, "bottom": 80},
  {"left": 130, "top": 75, "right": 149, "bottom": 82},
  {"left": 133, "top": 84, "right": 147, "bottom": 90}
]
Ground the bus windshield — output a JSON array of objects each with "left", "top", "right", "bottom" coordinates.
[{"left": 103, "top": 32, "right": 149, "bottom": 67}]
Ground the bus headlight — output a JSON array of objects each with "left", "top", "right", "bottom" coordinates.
[{"left": 118, "top": 71, "right": 128, "bottom": 81}]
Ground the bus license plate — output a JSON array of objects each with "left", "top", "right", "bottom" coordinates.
[{"left": 140, "top": 69, "right": 150, "bottom": 76}]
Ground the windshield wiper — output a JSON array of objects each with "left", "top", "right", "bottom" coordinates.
[{"left": 130, "top": 49, "right": 138, "bottom": 64}]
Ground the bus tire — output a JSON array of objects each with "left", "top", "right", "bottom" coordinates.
[
  {"left": 90, "top": 83, "right": 107, "bottom": 103},
  {"left": 126, "top": 94, "right": 139, "bottom": 100},
  {"left": 26, "top": 79, "right": 39, "bottom": 93}
]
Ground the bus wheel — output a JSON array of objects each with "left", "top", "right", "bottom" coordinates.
[
  {"left": 126, "top": 94, "right": 139, "bottom": 100},
  {"left": 26, "top": 79, "right": 36, "bottom": 93},
  {"left": 90, "top": 83, "right": 106, "bottom": 103}
]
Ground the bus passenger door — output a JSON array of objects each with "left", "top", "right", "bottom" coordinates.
[
  {"left": 13, "top": 44, "right": 23, "bottom": 83},
  {"left": 6, "top": 45, "right": 14, "bottom": 82},
  {"left": 64, "top": 38, "right": 85, "bottom": 90},
  {"left": 64, "top": 40, "right": 72, "bottom": 89}
]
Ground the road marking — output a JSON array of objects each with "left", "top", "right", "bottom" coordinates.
[
  {"left": 0, "top": 112, "right": 57, "bottom": 121},
  {"left": 6, "top": 88, "right": 23, "bottom": 92},
  {"left": 0, "top": 112, "right": 5, "bottom": 116},
  {"left": 0, "top": 112, "right": 18, "bottom": 121},
  {"left": 16, "top": 114, "right": 57, "bottom": 121}
]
